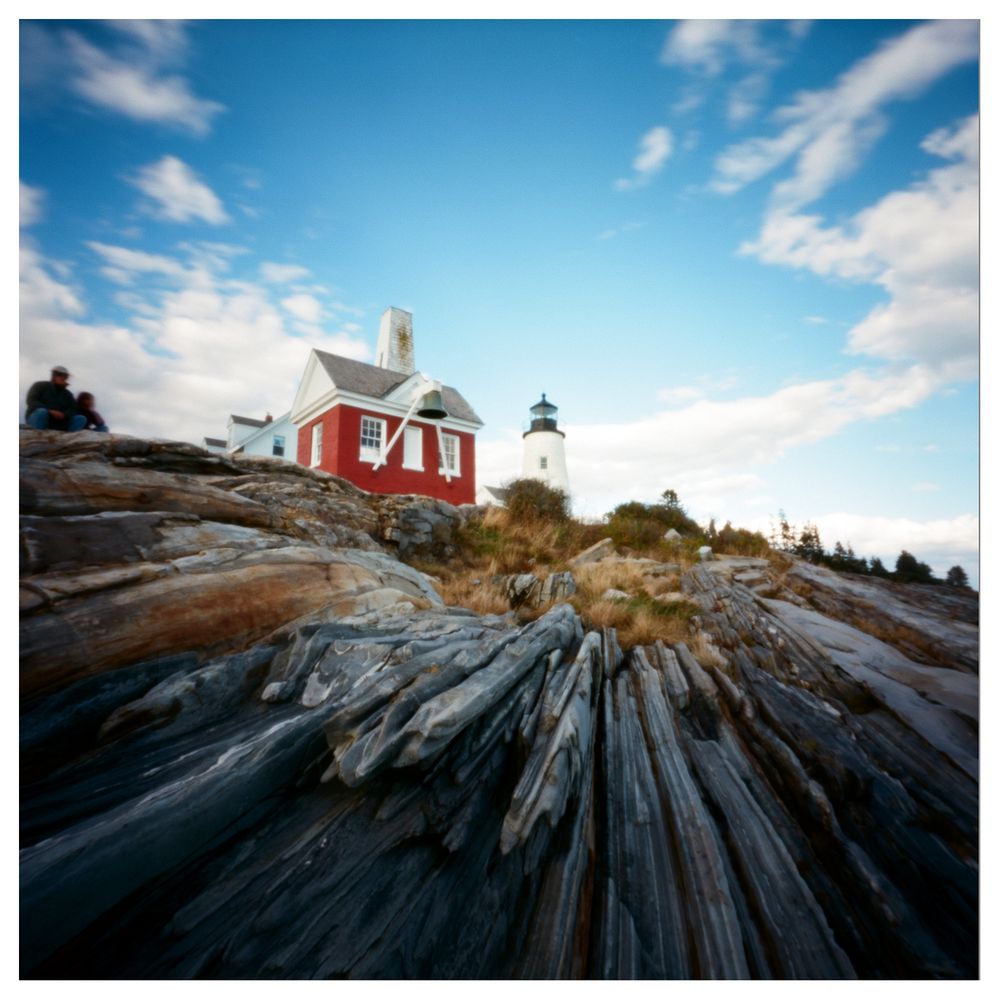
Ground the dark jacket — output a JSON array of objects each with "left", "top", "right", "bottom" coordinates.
[{"left": 26, "top": 380, "right": 77, "bottom": 428}]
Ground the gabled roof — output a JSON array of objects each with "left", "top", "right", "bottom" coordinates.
[
  {"left": 314, "top": 350, "right": 482, "bottom": 425},
  {"left": 203, "top": 437, "right": 227, "bottom": 448},
  {"left": 229, "top": 414, "right": 268, "bottom": 428}
]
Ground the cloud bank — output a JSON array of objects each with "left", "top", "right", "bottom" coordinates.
[
  {"left": 64, "top": 21, "right": 225, "bottom": 135},
  {"left": 20, "top": 224, "right": 370, "bottom": 445}
]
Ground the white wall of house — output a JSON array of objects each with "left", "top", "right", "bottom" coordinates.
[
  {"left": 229, "top": 413, "right": 298, "bottom": 462},
  {"left": 227, "top": 418, "right": 261, "bottom": 450}
]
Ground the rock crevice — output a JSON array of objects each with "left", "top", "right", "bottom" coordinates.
[{"left": 19, "top": 432, "right": 978, "bottom": 979}]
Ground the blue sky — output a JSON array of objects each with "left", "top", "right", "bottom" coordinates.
[{"left": 19, "top": 18, "right": 980, "bottom": 582}]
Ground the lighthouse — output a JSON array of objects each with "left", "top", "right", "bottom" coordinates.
[{"left": 522, "top": 393, "right": 570, "bottom": 495}]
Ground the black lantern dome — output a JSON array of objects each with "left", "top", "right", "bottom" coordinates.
[{"left": 528, "top": 393, "right": 559, "bottom": 433}]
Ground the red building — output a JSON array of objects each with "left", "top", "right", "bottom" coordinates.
[{"left": 289, "top": 308, "right": 483, "bottom": 504}]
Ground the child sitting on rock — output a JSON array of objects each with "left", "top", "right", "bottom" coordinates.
[{"left": 76, "top": 392, "right": 109, "bottom": 433}]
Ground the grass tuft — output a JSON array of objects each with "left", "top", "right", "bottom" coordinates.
[{"left": 402, "top": 488, "right": 770, "bottom": 651}]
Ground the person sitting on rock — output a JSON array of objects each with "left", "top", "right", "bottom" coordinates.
[
  {"left": 25, "top": 366, "right": 86, "bottom": 432},
  {"left": 75, "top": 392, "right": 109, "bottom": 433}
]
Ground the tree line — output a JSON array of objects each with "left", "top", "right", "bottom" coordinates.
[{"left": 770, "top": 512, "right": 971, "bottom": 589}]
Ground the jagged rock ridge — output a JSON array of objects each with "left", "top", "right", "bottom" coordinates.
[{"left": 19, "top": 432, "right": 978, "bottom": 979}]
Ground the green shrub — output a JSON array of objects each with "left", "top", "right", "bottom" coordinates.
[
  {"left": 502, "top": 477, "right": 571, "bottom": 523},
  {"left": 715, "top": 521, "right": 770, "bottom": 557},
  {"left": 604, "top": 490, "right": 702, "bottom": 553}
]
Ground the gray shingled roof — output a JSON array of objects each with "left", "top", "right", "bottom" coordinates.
[
  {"left": 314, "top": 350, "right": 482, "bottom": 425},
  {"left": 230, "top": 414, "right": 268, "bottom": 428},
  {"left": 203, "top": 437, "right": 227, "bottom": 448}
]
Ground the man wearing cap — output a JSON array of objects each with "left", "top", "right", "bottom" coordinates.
[{"left": 25, "top": 366, "right": 87, "bottom": 431}]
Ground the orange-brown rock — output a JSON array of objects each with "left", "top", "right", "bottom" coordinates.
[{"left": 21, "top": 545, "right": 439, "bottom": 698}]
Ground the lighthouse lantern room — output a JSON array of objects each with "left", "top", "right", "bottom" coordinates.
[{"left": 521, "top": 393, "right": 570, "bottom": 495}]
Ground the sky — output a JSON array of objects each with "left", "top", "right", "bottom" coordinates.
[{"left": 18, "top": 16, "right": 981, "bottom": 584}]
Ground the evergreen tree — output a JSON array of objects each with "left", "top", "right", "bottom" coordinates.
[
  {"left": 946, "top": 565, "right": 970, "bottom": 588},
  {"left": 775, "top": 509, "right": 795, "bottom": 552},
  {"left": 844, "top": 544, "right": 868, "bottom": 574},
  {"left": 660, "top": 489, "right": 684, "bottom": 513},
  {"left": 794, "top": 522, "right": 824, "bottom": 563},
  {"left": 869, "top": 556, "right": 890, "bottom": 578},
  {"left": 829, "top": 541, "right": 849, "bottom": 571},
  {"left": 894, "top": 550, "right": 936, "bottom": 584}
]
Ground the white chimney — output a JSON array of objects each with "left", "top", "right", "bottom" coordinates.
[{"left": 375, "top": 307, "right": 416, "bottom": 376}]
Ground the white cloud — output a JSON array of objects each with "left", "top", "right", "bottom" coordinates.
[
  {"left": 615, "top": 126, "right": 674, "bottom": 191},
  {"left": 477, "top": 372, "right": 978, "bottom": 583},
  {"left": 20, "top": 244, "right": 86, "bottom": 320},
  {"left": 803, "top": 512, "right": 978, "bottom": 584},
  {"left": 129, "top": 155, "right": 229, "bottom": 225},
  {"left": 598, "top": 221, "right": 645, "bottom": 240},
  {"left": 661, "top": 20, "right": 775, "bottom": 76},
  {"left": 86, "top": 241, "right": 187, "bottom": 285},
  {"left": 662, "top": 20, "right": 809, "bottom": 125},
  {"left": 727, "top": 72, "right": 770, "bottom": 124},
  {"left": 657, "top": 373, "right": 739, "bottom": 405},
  {"left": 20, "top": 240, "right": 371, "bottom": 445},
  {"left": 260, "top": 262, "right": 312, "bottom": 284},
  {"left": 711, "top": 20, "right": 978, "bottom": 205},
  {"left": 106, "top": 20, "right": 190, "bottom": 63},
  {"left": 280, "top": 293, "right": 324, "bottom": 325},
  {"left": 20, "top": 181, "right": 44, "bottom": 227},
  {"left": 802, "top": 315, "right": 827, "bottom": 325},
  {"left": 742, "top": 113, "right": 979, "bottom": 373},
  {"left": 481, "top": 361, "right": 942, "bottom": 521},
  {"left": 657, "top": 385, "right": 705, "bottom": 406},
  {"left": 65, "top": 26, "right": 224, "bottom": 135}
]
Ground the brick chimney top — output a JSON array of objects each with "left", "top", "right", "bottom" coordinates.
[
  {"left": 265, "top": 413, "right": 273, "bottom": 423},
  {"left": 375, "top": 307, "right": 416, "bottom": 376}
]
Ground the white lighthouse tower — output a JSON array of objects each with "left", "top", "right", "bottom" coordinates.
[{"left": 522, "top": 393, "right": 570, "bottom": 495}]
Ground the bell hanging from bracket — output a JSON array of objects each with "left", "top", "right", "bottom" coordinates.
[{"left": 416, "top": 388, "right": 448, "bottom": 420}]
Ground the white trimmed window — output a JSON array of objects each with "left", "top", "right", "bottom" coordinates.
[
  {"left": 439, "top": 433, "right": 461, "bottom": 476},
  {"left": 360, "top": 415, "right": 386, "bottom": 463},
  {"left": 403, "top": 425, "right": 423, "bottom": 470},
  {"left": 273, "top": 434, "right": 285, "bottom": 457},
  {"left": 310, "top": 423, "right": 323, "bottom": 467},
  {"left": 539, "top": 456, "right": 548, "bottom": 470}
]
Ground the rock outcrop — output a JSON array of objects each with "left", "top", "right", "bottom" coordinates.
[{"left": 19, "top": 432, "right": 979, "bottom": 979}]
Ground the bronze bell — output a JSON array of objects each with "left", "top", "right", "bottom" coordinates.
[{"left": 416, "top": 389, "right": 448, "bottom": 420}]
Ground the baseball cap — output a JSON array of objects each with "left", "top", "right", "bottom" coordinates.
[{"left": 51, "top": 366, "right": 70, "bottom": 376}]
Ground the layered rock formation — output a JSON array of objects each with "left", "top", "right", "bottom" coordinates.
[{"left": 19, "top": 431, "right": 978, "bottom": 979}]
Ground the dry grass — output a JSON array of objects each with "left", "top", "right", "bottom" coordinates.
[
  {"left": 454, "top": 505, "right": 604, "bottom": 576},
  {"left": 567, "top": 561, "right": 700, "bottom": 646},
  {"left": 437, "top": 575, "right": 510, "bottom": 616},
  {"left": 574, "top": 597, "right": 696, "bottom": 648},
  {"left": 572, "top": 561, "right": 650, "bottom": 600},
  {"left": 404, "top": 500, "right": 762, "bottom": 651}
]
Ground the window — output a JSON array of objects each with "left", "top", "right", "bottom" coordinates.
[
  {"left": 360, "top": 415, "right": 386, "bottom": 462},
  {"left": 310, "top": 423, "right": 323, "bottom": 466},
  {"left": 539, "top": 456, "right": 548, "bottom": 470},
  {"left": 272, "top": 434, "right": 285, "bottom": 457},
  {"left": 439, "top": 433, "right": 461, "bottom": 476},
  {"left": 403, "top": 425, "right": 423, "bottom": 470}
]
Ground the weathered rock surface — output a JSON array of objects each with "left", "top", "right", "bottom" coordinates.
[
  {"left": 20, "top": 433, "right": 978, "bottom": 979},
  {"left": 498, "top": 570, "right": 577, "bottom": 609},
  {"left": 568, "top": 537, "right": 616, "bottom": 566}
]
